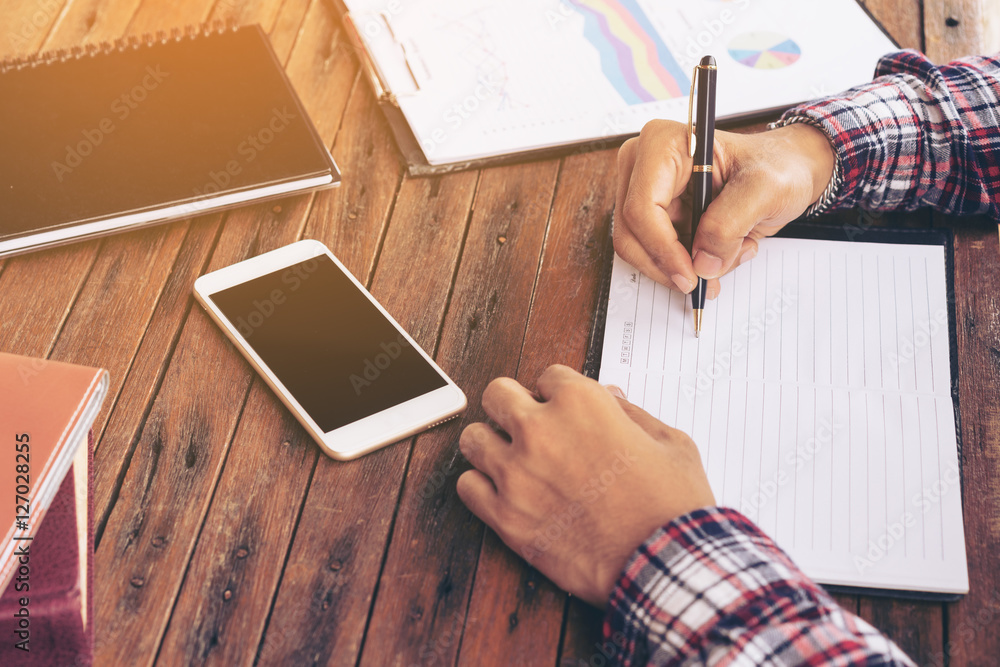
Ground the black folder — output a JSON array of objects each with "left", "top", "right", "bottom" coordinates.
[{"left": 584, "top": 218, "right": 965, "bottom": 601}]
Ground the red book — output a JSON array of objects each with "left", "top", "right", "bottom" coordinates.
[{"left": 0, "top": 354, "right": 107, "bottom": 665}]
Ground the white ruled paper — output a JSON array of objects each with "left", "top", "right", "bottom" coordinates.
[{"left": 599, "top": 237, "right": 968, "bottom": 595}]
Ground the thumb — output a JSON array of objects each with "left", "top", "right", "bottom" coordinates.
[{"left": 691, "top": 174, "right": 774, "bottom": 279}]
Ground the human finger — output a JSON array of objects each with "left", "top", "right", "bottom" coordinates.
[
  {"left": 459, "top": 422, "right": 510, "bottom": 485},
  {"left": 480, "top": 376, "right": 540, "bottom": 438},
  {"left": 620, "top": 130, "right": 698, "bottom": 290}
]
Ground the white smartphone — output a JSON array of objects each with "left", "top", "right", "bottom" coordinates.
[{"left": 193, "top": 239, "right": 467, "bottom": 460}]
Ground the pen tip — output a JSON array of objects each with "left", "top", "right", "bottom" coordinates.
[{"left": 693, "top": 309, "right": 703, "bottom": 337}]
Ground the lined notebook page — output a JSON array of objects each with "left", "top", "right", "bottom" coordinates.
[{"left": 599, "top": 237, "right": 968, "bottom": 595}]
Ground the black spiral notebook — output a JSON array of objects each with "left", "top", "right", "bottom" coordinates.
[
  {"left": 585, "top": 220, "right": 967, "bottom": 600},
  {"left": 0, "top": 23, "right": 340, "bottom": 258}
]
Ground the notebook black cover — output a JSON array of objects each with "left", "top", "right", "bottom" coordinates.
[
  {"left": 583, "top": 217, "right": 964, "bottom": 602},
  {"left": 0, "top": 23, "right": 340, "bottom": 256}
]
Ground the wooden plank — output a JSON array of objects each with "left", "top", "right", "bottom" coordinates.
[
  {"left": 156, "top": 14, "right": 405, "bottom": 665},
  {"left": 860, "top": 0, "right": 924, "bottom": 50},
  {"left": 924, "top": 0, "right": 992, "bottom": 62},
  {"left": 92, "top": 0, "right": 312, "bottom": 534},
  {"left": 0, "top": 0, "right": 148, "bottom": 357},
  {"left": 94, "top": 195, "right": 314, "bottom": 667},
  {"left": 154, "top": 379, "right": 319, "bottom": 666},
  {"left": 92, "top": 0, "right": 311, "bottom": 535},
  {"left": 94, "top": 0, "right": 358, "bottom": 662},
  {"left": 255, "top": 168, "right": 476, "bottom": 664},
  {"left": 1, "top": 0, "right": 68, "bottom": 55},
  {"left": 93, "top": 216, "right": 221, "bottom": 535},
  {"left": 45, "top": 0, "right": 143, "bottom": 48},
  {"left": 858, "top": 598, "right": 944, "bottom": 662},
  {"left": 357, "top": 160, "right": 560, "bottom": 667},
  {"left": 939, "top": 219, "right": 1000, "bottom": 667},
  {"left": 560, "top": 601, "right": 607, "bottom": 667},
  {"left": 460, "top": 149, "right": 618, "bottom": 665},
  {"left": 0, "top": 244, "right": 97, "bottom": 356}
]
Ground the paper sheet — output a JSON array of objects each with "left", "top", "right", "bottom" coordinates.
[
  {"left": 599, "top": 237, "right": 968, "bottom": 594},
  {"left": 344, "top": 0, "right": 896, "bottom": 165}
]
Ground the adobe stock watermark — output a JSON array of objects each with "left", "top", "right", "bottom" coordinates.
[
  {"left": 677, "top": 0, "right": 753, "bottom": 70},
  {"left": 232, "top": 258, "right": 320, "bottom": 339},
  {"left": 520, "top": 449, "right": 638, "bottom": 564},
  {"left": 51, "top": 65, "right": 170, "bottom": 182},
  {"left": 740, "top": 417, "right": 841, "bottom": 515},
  {"left": 192, "top": 106, "right": 298, "bottom": 196},
  {"left": 7, "top": 0, "right": 59, "bottom": 52},
  {"left": 887, "top": 308, "right": 948, "bottom": 372},
  {"left": 560, "top": 631, "right": 629, "bottom": 667},
  {"left": 348, "top": 333, "right": 413, "bottom": 395},
  {"left": 14, "top": 357, "right": 49, "bottom": 386},
  {"left": 853, "top": 460, "right": 961, "bottom": 575},
  {"left": 683, "top": 288, "right": 796, "bottom": 400},
  {"left": 419, "top": 74, "right": 506, "bottom": 159},
  {"left": 926, "top": 589, "right": 1000, "bottom": 667}
]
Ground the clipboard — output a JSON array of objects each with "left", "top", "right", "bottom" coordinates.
[
  {"left": 326, "top": 0, "right": 899, "bottom": 177},
  {"left": 583, "top": 216, "right": 965, "bottom": 602}
]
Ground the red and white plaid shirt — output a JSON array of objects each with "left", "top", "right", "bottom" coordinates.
[{"left": 604, "top": 49, "right": 1000, "bottom": 666}]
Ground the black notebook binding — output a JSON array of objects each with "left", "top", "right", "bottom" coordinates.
[{"left": 0, "top": 22, "right": 234, "bottom": 74}]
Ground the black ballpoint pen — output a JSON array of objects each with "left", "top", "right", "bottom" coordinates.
[{"left": 687, "top": 55, "right": 717, "bottom": 338}]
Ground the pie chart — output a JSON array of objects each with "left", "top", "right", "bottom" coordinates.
[{"left": 728, "top": 32, "right": 801, "bottom": 69}]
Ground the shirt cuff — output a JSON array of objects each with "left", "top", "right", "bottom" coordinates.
[
  {"left": 776, "top": 49, "right": 932, "bottom": 213},
  {"left": 601, "top": 507, "right": 834, "bottom": 666}
]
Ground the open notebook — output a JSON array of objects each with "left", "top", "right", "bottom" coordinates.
[{"left": 594, "top": 228, "right": 968, "bottom": 597}]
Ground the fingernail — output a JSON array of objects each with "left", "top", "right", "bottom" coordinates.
[
  {"left": 738, "top": 247, "right": 758, "bottom": 267},
  {"left": 707, "top": 286, "right": 720, "bottom": 300},
  {"left": 692, "top": 251, "right": 724, "bottom": 278},
  {"left": 604, "top": 385, "right": 626, "bottom": 399},
  {"left": 671, "top": 273, "right": 695, "bottom": 293}
]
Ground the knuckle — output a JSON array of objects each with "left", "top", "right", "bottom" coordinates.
[
  {"left": 459, "top": 423, "right": 485, "bottom": 457},
  {"left": 620, "top": 194, "right": 643, "bottom": 226}
]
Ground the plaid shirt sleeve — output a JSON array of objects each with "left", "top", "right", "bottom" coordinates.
[
  {"left": 779, "top": 50, "right": 1000, "bottom": 219},
  {"left": 602, "top": 507, "right": 916, "bottom": 666}
]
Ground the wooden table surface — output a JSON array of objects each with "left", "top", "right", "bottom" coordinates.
[{"left": 2, "top": 0, "right": 999, "bottom": 665}]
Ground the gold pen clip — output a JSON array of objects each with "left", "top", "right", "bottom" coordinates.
[
  {"left": 687, "top": 66, "right": 698, "bottom": 158},
  {"left": 687, "top": 62, "right": 718, "bottom": 158}
]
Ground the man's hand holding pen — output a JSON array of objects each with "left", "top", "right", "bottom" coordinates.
[{"left": 613, "top": 108, "right": 837, "bottom": 303}]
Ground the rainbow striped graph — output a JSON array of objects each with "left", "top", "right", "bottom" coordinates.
[{"left": 568, "top": 0, "right": 689, "bottom": 105}]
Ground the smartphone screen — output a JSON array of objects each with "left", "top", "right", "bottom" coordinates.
[{"left": 208, "top": 255, "right": 447, "bottom": 432}]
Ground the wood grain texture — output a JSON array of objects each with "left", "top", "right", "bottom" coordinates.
[
  {"left": 358, "top": 161, "right": 560, "bottom": 667},
  {"left": 0, "top": 0, "right": 68, "bottom": 55},
  {"left": 157, "top": 10, "right": 404, "bottom": 661},
  {"left": 924, "top": 0, "right": 992, "bottom": 61},
  {"left": 858, "top": 598, "right": 945, "bottom": 662},
  {"left": 130, "top": 5, "right": 336, "bottom": 665},
  {"left": 45, "top": 0, "right": 143, "bottom": 49},
  {"left": 459, "top": 148, "right": 618, "bottom": 666},
  {"left": 860, "top": 0, "right": 925, "bottom": 50},
  {"left": 93, "top": 195, "right": 314, "bottom": 667},
  {"left": 941, "top": 218, "right": 1000, "bottom": 667},
  {"left": 93, "top": 1, "right": 347, "bottom": 661},
  {"left": 154, "top": 379, "right": 319, "bottom": 666},
  {"left": 92, "top": 216, "right": 222, "bottom": 534},
  {"left": 1, "top": 0, "right": 997, "bottom": 663},
  {"left": 257, "top": 169, "right": 478, "bottom": 666},
  {"left": 0, "top": 244, "right": 97, "bottom": 357}
]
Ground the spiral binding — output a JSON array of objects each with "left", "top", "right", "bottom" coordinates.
[{"left": 0, "top": 20, "right": 238, "bottom": 74}]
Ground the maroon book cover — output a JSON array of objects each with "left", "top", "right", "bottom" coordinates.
[{"left": 0, "top": 449, "right": 92, "bottom": 665}]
